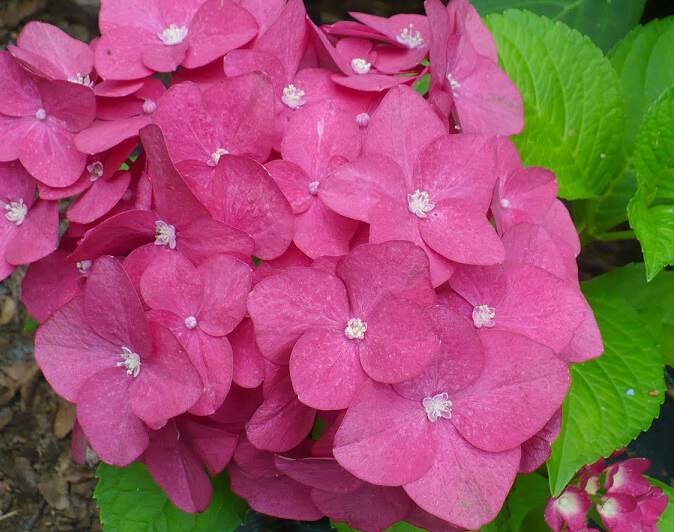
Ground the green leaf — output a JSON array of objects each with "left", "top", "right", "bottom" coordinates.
[
  {"left": 95, "top": 462, "right": 247, "bottom": 532},
  {"left": 627, "top": 86, "right": 674, "bottom": 280},
  {"left": 481, "top": 473, "right": 550, "bottom": 531},
  {"left": 486, "top": 10, "right": 626, "bottom": 199},
  {"left": 546, "top": 283, "right": 666, "bottom": 496},
  {"left": 648, "top": 478, "right": 674, "bottom": 531},
  {"left": 333, "top": 521, "right": 425, "bottom": 532},
  {"left": 582, "top": 263, "right": 674, "bottom": 366},
  {"left": 22, "top": 315, "right": 39, "bottom": 335},
  {"left": 473, "top": 0, "right": 645, "bottom": 52},
  {"left": 414, "top": 74, "right": 430, "bottom": 96}
]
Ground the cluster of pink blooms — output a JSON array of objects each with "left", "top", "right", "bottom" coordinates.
[
  {"left": 0, "top": 0, "right": 605, "bottom": 529},
  {"left": 546, "top": 456, "right": 668, "bottom": 532}
]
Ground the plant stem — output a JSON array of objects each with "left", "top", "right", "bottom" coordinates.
[{"left": 594, "top": 230, "right": 636, "bottom": 242}]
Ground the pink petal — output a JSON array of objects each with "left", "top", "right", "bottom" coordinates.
[
  {"left": 350, "top": 12, "right": 429, "bottom": 47},
  {"left": 0, "top": 51, "right": 41, "bottom": 117},
  {"left": 558, "top": 303, "right": 604, "bottom": 363},
  {"left": 224, "top": 50, "right": 287, "bottom": 104},
  {"left": 211, "top": 155, "right": 293, "bottom": 259},
  {"left": 448, "top": 0, "right": 498, "bottom": 62},
  {"left": 230, "top": 319, "right": 266, "bottom": 389},
  {"left": 419, "top": 198, "right": 505, "bottom": 266},
  {"left": 246, "top": 376, "right": 315, "bottom": 452},
  {"left": 144, "top": 421, "right": 212, "bottom": 512},
  {"left": 142, "top": 41, "right": 188, "bottom": 73},
  {"left": 129, "top": 323, "right": 202, "bottom": 426},
  {"left": 520, "top": 410, "right": 562, "bottom": 474},
  {"left": 337, "top": 240, "right": 436, "bottom": 316},
  {"left": 38, "top": 79, "right": 95, "bottom": 132},
  {"left": 543, "top": 200, "right": 581, "bottom": 258},
  {"left": 94, "top": 79, "right": 145, "bottom": 97},
  {"left": 266, "top": 159, "right": 313, "bottom": 214},
  {"left": 404, "top": 424, "right": 520, "bottom": 530},
  {"left": 67, "top": 172, "right": 132, "bottom": 224},
  {"left": 75, "top": 116, "right": 152, "bottom": 154},
  {"left": 0, "top": 115, "right": 32, "bottom": 162},
  {"left": 238, "top": 0, "right": 285, "bottom": 38},
  {"left": 290, "top": 328, "right": 365, "bottom": 410},
  {"left": 94, "top": 27, "right": 155, "bottom": 80},
  {"left": 183, "top": 0, "right": 258, "bottom": 69},
  {"left": 334, "top": 381, "right": 435, "bottom": 485},
  {"left": 197, "top": 255, "right": 252, "bottom": 336},
  {"left": 177, "top": 218, "right": 255, "bottom": 265},
  {"left": 274, "top": 456, "right": 363, "bottom": 494},
  {"left": 77, "top": 368, "right": 148, "bottom": 466},
  {"left": 247, "top": 268, "right": 349, "bottom": 363},
  {"left": 35, "top": 296, "right": 119, "bottom": 402},
  {"left": 451, "top": 329, "right": 569, "bottom": 452},
  {"left": 177, "top": 416, "right": 238, "bottom": 476},
  {"left": 365, "top": 85, "right": 445, "bottom": 181},
  {"left": 331, "top": 72, "right": 410, "bottom": 92},
  {"left": 294, "top": 200, "right": 359, "bottom": 259},
  {"left": 360, "top": 294, "right": 440, "bottom": 383},
  {"left": 5, "top": 200, "right": 59, "bottom": 265}
]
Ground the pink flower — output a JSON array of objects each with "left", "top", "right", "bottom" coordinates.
[
  {"left": 229, "top": 319, "right": 266, "bottom": 389},
  {"left": 266, "top": 100, "right": 362, "bottom": 257},
  {"left": 95, "top": 0, "right": 259, "bottom": 80},
  {"left": 71, "top": 125, "right": 254, "bottom": 266},
  {"left": 0, "top": 162, "right": 59, "bottom": 281},
  {"left": 606, "top": 458, "right": 652, "bottom": 497},
  {"left": 9, "top": 22, "right": 94, "bottom": 84},
  {"left": 139, "top": 251, "right": 252, "bottom": 415},
  {"left": 0, "top": 52, "right": 95, "bottom": 187},
  {"left": 320, "top": 85, "right": 504, "bottom": 286},
  {"left": 545, "top": 487, "right": 592, "bottom": 531},
  {"left": 34, "top": 256, "right": 202, "bottom": 465},
  {"left": 426, "top": 0, "right": 523, "bottom": 135},
  {"left": 247, "top": 241, "right": 440, "bottom": 410},
  {"left": 333, "top": 306, "right": 569, "bottom": 529},
  {"left": 519, "top": 410, "right": 562, "bottom": 473}
]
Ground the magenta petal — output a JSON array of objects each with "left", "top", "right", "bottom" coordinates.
[
  {"left": 558, "top": 303, "right": 604, "bottom": 363},
  {"left": 142, "top": 41, "right": 187, "bottom": 73},
  {"left": 34, "top": 296, "right": 118, "bottom": 402},
  {"left": 144, "top": 422, "right": 212, "bottom": 512},
  {"left": 177, "top": 416, "right": 238, "bottom": 476},
  {"left": 0, "top": 115, "right": 31, "bottom": 162},
  {"left": 543, "top": 200, "right": 581, "bottom": 258},
  {"left": 337, "top": 241, "right": 436, "bottom": 316},
  {"left": 39, "top": 79, "right": 95, "bottom": 131},
  {"left": 313, "top": 484, "right": 412, "bottom": 532},
  {"left": 520, "top": 410, "right": 562, "bottom": 474},
  {"left": 67, "top": 171, "right": 132, "bottom": 224},
  {"left": 290, "top": 328, "right": 366, "bottom": 410},
  {"left": 451, "top": 330, "right": 569, "bottom": 452},
  {"left": 294, "top": 200, "right": 359, "bottom": 259},
  {"left": 230, "top": 319, "right": 266, "bottom": 389},
  {"left": 75, "top": 116, "right": 152, "bottom": 154},
  {"left": 198, "top": 255, "right": 252, "bottom": 336},
  {"left": 247, "top": 268, "right": 349, "bottom": 363},
  {"left": 5, "top": 200, "right": 59, "bottom": 265},
  {"left": 185, "top": 333, "right": 233, "bottom": 416},
  {"left": 420, "top": 199, "right": 505, "bottom": 266},
  {"left": 212, "top": 155, "right": 293, "bottom": 260},
  {"left": 94, "top": 27, "right": 154, "bottom": 80},
  {"left": 0, "top": 51, "right": 41, "bottom": 116},
  {"left": 404, "top": 424, "right": 520, "bottom": 530},
  {"left": 334, "top": 381, "right": 435, "bottom": 486},
  {"left": 254, "top": 0, "right": 307, "bottom": 77},
  {"left": 360, "top": 294, "right": 440, "bottom": 383},
  {"left": 129, "top": 323, "right": 202, "bottom": 426},
  {"left": 183, "top": 0, "right": 258, "bottom": 69},
  {"left": 76, "top": 368, "right": 148, "bottom": 466},
  {"left": 246, "top": 376, "right": 316, "bottom": 452},
  {"left": 177, "top": 218, "right": 255, "bottom": 265},
  {"left": 331, "top": 73, "right": 410, "bottom": 92},
  {"left": 266, "top": 160, "right": 313, "bottom": 214},
  {"left": 274, "top": 457, "right": 363, "bottom": 494},
  {"left": 94, "top": 79, "right": 145, "bottom": 97}
]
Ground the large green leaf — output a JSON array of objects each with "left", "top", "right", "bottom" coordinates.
[
  {"left": 480, "top": 473, "right": 549, "bottom": 531},
  {"left": 546, "top": 284, "right": 665, "bottom": 496},
  {"left": 627, "top": 86, "right": 674, "bottom": 280},
  {"left": 649, "top": 478, "right": 674, "bottom": 531},
  {"left": 486, "top": 10, "right": 626, "bottom": 199},
  {"left": 473, "top": 0, "right": 645, "bottom": 52},
  {"left": 95, "top": 462, "right": 247, "bottom": 532}
]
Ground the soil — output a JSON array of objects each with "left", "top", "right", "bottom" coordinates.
[{"left": 0, "top": 1, "right": 673, "bottom": 531}]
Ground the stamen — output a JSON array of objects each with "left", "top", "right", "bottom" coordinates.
[
  {"left": 447, "top": 72, "right": 461, "bottom": 94},
  {"left": 87, "top": 161, "right": 104, "bottom": 182},
  {"left": 422, "top": 392, "right": 452, "bottom": 422},
  {"left": 308, "top": 181, "right": 320, "bottom": 195},
  {"left": 355, "top": 112, "right": 370, "bottom": 128},
  {"left": 396, "top": 24, "right": 424, "bottom": 49},
  {"left": 499, "top": 198, "right": 511, "bottom": 209},
  {"left": 184, "top": 316, "right": 198, "bottom": 329},
  {"left": 68, "top": 72, "right": 94, "bottom": 87},
  {"left": 208, "top": 148, "right": 229, "bottom": 167},
  {"left": 142, "top": 99, "right": 157, "bottom": 115},
  {"left": 344, "top": 318, "right": 367, "bottom": 340},
  {"left": 282, "top": 84, "right": 306, "bottom": 110},
  {"left": 35, "top": 108, "right": 47, "bottom": 121},
  {"left": 472, "top": 305, "right": 496, "bottom": 328},
  {"left": 76, "top": 260, "right": 93, "bottom": 274},
  {"left": 407, "top": 190, "right": 435, "bottom": 218},
  {"left": 351, "top": 58, "right": 372, "bottom": 75},
  {"left": 154, "top": 220, "right": 176, "bottom": 249},
  {"left": 116, "top": 346, "right": 141, "bottom": 378},
  {"left": 157, "top": 24, "right": 188, "bottom": 46},
  {"left": 4, "top": 199, "right": 28, "bottom": 226}
]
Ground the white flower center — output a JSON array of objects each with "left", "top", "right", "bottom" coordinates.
[
  {"left": 154, "top": 220, "right": 176, "bottom": 249},
  {"left": 597, "top": 497, "right": 619, "bottom": 519},
  {"left": 555, "top": 492, "right": 583, "bottom": 516},
  {"left": 396, "top": 24, "right": 424, "bottom": 49},
  {"left": 585, "top": 476, "right": 600, "bottom": 496},
  {"left": 184, "top": 315, "right": 198, "bottom": 329},
  {"left": 76, "top": 260, "right": 92, "bottom": 274},
  {"left": 87, "top": 161, "right": 104, "bottom": 181},
  {"left": 35, "top": 108, "right": 47, "bottom": 121},
  {"left": 208, "top": 148, "right": 229, "bottom": 167},
  {"left": 308, "top": 181, "right": 320, "bottom": 195},
  {"left": 423, "top": 392, "right": 452, "bottom": 422},
  {"left": 142, "top": 99, "right": 157, "bottom": 115},
  {"left": 356, "top": 112, "right": 370, "bottom": 128},
  {"left": 4, "top": 199, "right": 28, "bottom": 226},
  {"left": 472, "top": 304, "right": 496, "bottom": 328},
  {"left": 157, "top": 24, "right": 188, "bottom": 46},
  {"left": 499, "top": 198, "right": 511, "bottom": 209},
  {"left": 116, "top": 346, "right": 141, "bottom": 378},
  {"left": 282, "top": 84, "right": 306, "bottom": 110},
  {"left": 351, "top": 58, "right": 372, "bottom": 75},
  {"left": 407, "top": 189, "right": 435, "bottom": 218},
  {"left": 344, "top": 318, "right": 367, "bottom": 340},
  {"left": 447, "top": 72, "right": 461, "bottom": 93},
  {"left": 68, "top": 72, "right": 94, "bottom": 87}
]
